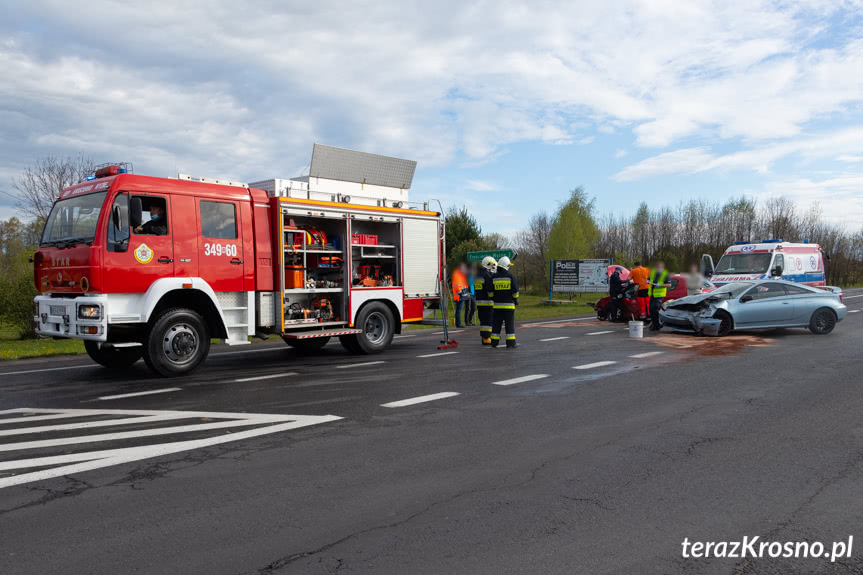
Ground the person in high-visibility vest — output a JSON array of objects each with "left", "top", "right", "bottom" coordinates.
[
  {"left": 488, "top": 256, "right": 518, "bottom": 348},
  {"left": 648, "top": 261, "right": 673, "bottom": 331},
  {"left": 476, "top": 256, "right": 497, "bottom": 344},
  {"left": 451, "top": 263, "right": 469, "bottom": 328}
]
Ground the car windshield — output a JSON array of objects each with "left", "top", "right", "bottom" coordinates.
[
  {"left": 41, "top": 192, "right": 108, "bottom": 246},
  {"left": 714, "top": 253, "right": 772, "bottom": 274},
  {"left": 710, "top": 282, "right": 754, "bottom": 298}
]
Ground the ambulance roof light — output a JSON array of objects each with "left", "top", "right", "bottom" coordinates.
[{"left": 761, "top": 239, "right": 783, "bottom": 243}]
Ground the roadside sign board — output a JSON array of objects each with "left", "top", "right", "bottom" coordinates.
[
  {"left": 466, "top": 249, "right": 515, "bottom": 263},
  {"left": 550, "top": 258, "right": 611, "bottom": 294}
]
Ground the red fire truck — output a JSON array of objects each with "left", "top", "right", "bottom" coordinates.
[{"left": 33, "top": 145, "right": 443, "bottom": 376}]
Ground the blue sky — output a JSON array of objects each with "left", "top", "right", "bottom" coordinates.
[{"left": 2, "top": 1, "right": 863, "bottom": 235}]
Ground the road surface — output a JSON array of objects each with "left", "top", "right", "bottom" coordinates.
[{"left": 1, "top": 289, "right": 862, "bottom": 574}]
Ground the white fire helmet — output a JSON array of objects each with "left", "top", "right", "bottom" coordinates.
[
  {"left": 481, "top": 256, "right": 497, "bottom": 272},
  {"left": 497, "top": 256, "right": 512, "bottom": 270}
]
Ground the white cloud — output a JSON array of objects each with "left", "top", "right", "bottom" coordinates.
[
  {"left": 763, "top": 175, "right": 863, "bottom": 228},
  {"left": 2, "top": 0, "right": 863, "bottom": 201},
  {"left": 464, "top": 179, "right": 498, "bottom": 192},
  {"left": 613, "top": 127, "right": 863, "bottom": 181},
  {"left": 615, "top": 149, "right": 628, "bottom": 158},
  {"left": 837, "top": 155, "right": 863, "bottom": 163}
]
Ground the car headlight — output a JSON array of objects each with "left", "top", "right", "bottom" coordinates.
[{"left": 78, "top": 304, "right": 101, "bottom": 320}]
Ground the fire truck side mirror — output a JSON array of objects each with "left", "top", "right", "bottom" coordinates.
[{"left": 130, "top": 197, "right": 143, "bottom": 228}]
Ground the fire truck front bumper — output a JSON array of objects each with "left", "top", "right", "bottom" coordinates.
[{"left": 35, "top": 294, "right": 108, "bottom": 341}]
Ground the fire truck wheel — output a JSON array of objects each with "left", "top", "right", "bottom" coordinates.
[
  {"left": 338, "top": 334, "right": 362, "bottom": 353},
  {"left": 143, "top": 308, "right": 210, "bottom": 377},
  {"left": 355, "top": 302, "right": 394, "bottom": 354},
  {"left": 284, "top": 336, "right": 331, "bottom": 354},
  {"left": 84, "top": 341, "right": 142, "bottom": 369}
]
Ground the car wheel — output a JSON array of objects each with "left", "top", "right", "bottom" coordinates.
[
  {"left": 84, "top": 341, "right": 142, "bottom": 369},
  {"left": 355, "top": 302, "right": 395, "bottom": 354},
  {"left": 713, "top": 310, "right": 733, "bottom": 336},
  {"left": 597, "top": 307, "right": 608, "bottom": 321},
  {"left": 143, "top": 308, "right": 210, "bottom": 377},
  {"left": 339, "top": 334, "right": 362, "bottom": 353},
  {"left": 285, "top": 336, "right": 331, "bottom": 353},
  {"left": 809, "top": 308, "right": 836, "bottom": 335}
]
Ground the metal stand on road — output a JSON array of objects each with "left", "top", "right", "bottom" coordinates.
[{"left": 437, "top": 274, "right": 458, "bottom": 350}]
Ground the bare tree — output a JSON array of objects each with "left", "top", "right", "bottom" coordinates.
[{"left": 12, "top": 155, "right": 95, "bottom": 220}]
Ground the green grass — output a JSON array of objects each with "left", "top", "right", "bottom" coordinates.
[{"left": 0, "top": 326, "right": 85, "bottom": 361}]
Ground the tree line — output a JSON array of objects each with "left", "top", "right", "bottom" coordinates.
[{"left": 506, "top": 192, "right": 863, "bottom": 292}]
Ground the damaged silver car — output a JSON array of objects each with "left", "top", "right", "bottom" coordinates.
[{"left": 659, "top": 280, "right": 847, "bottom": 336}]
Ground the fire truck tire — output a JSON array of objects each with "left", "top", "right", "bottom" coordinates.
[
  {"left": 284, "top": 336, "right": 331, "bottom": 353},
  {"left": 84, "top": 341, "right": 142, "bottom": 369},
  {"left": 354, "top": 302, "right": 395, "bottom": 354},
  {"left": 338, "top": 335, "right": 362, "bottom": 353},
  {"left": 143, "top": 308, "right": 210, "bottom": 377}
]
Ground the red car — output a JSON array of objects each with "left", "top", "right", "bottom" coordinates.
[{"left": 593, "top": 274, "right": 705, "bottom": 322}]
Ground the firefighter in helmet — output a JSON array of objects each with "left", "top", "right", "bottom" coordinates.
[
  {"left": 488, "top": 256, "right": 518, "bottom": 348},
  {"left": 476, "top": 256, "right": 497, "bottom": 344}
]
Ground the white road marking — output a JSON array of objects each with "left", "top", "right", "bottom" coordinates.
[
  {"left": 416, "top": 351, "right": 459, "bottom": 358},
  {"left": 0, "top": 365, "right": 93, "bottom": 377},
  {"left": 0, "top": 408, "right": 342, "bottom": 489},
  {"left": 432, "top": 330, "right": 463, "bottom": 334},
  {"left": 586, "top": 331, "right": 615, "bottom": 336},
  {"left": 335, "top": 361, "right": 386, "bottom": 369},
  {"left": 393, "top": 334, "right": 417, "bottom": 339},
  {"left": 234, "top": 372, "right": 298, "bottom": 383},
  {"left": 522, "top": 316, "right": 596, "bottom": 327},
  {"left": 98, "top": 388, "right": 181, "bottom": 401},
  {"left": 573, "top": 361, "right": 617, "bottom": 370},
  {"left": 539, "top": 336, "right": 570, "bottom": 342},
  {"left": 491, "top": 374, "right": 550, "bottom": 386},
  {"left": 629, "top": 351, "right": 664, "bottom": 358},
  {"left": 843, "top": 294, "right": 863, "bottom": 299},
  {"left": 848, "top": 309, "right": 860, "bottom": 313},
  {"left": 381, "top": 392, "right": 460, "bottom": 408}
]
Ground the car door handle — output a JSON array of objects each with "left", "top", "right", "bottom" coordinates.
[
  {"left": 230, "top": 259, "right": 243, "bottom": 265},
  {"left": 158, "top": 257, "right": 173, "bottom": 263}
]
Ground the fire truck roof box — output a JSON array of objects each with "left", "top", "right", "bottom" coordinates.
[{"left": 249, "top": 144, "right": 416, "bottom": 208}]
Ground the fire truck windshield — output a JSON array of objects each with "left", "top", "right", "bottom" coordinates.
[
  {"left": 41, "top": 191, "right": 108, "bottom": 247},
  {"left": 714, "top": 252, "right": 772, "bottom": 274}
]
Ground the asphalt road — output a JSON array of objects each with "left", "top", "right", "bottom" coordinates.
[{"left": 1, "top": 289, "right": 863, "bottom": 575}]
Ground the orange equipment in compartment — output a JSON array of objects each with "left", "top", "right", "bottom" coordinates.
[{"left": 285, "top": 265, "right": 304, "bottom": 288}]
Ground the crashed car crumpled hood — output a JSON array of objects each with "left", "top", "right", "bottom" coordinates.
[{"left": 665, "top": 292, "right": 721, "bottom": 307}]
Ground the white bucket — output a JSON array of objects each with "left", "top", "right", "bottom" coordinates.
[{"left": 628, "top": 321, "right": 644, "bottom": 338}]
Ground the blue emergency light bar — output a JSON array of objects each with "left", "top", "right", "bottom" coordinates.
[{"left": 760, "top": 239, "right": 783, "bottom": 243}]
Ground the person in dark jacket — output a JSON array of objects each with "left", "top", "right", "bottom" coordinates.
[
  {"left": 135, "top": 204, "right": 168, "bottom": 236},
  {"left": 488, "top": 256, "right": 518, "bottom": 348},
  {"left": 607, "top": 267, "right": 630, "bottom": 322}
]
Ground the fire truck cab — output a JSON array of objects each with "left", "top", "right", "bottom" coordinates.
[{"left": 34, "top": 146, "right": 442, "bottom": 377}]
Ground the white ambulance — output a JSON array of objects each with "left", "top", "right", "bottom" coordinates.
[{"left": 702, "top": 240, "right": 827, "bottom": 287}]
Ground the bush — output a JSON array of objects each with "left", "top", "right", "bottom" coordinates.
[{"left": 0, "top": 258, "right": 38, "bottom": 339}]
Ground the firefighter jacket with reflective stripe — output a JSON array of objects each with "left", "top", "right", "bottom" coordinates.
[
  {"left": 475, "top": 269, "right": 494, "bottom": 306},
  {"left": 489, "top": 270, "right": 519, "bottom": 309},
  {"left": 648, "top": 268, "right": 670, "bottom": 298}
]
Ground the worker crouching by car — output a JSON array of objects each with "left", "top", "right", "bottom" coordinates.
[
  {"left": 476, "top": 256, "right": 497, "bottom": 345},
  {"left": 489, "top": 256, "right": 518, "bottom": 348}
]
